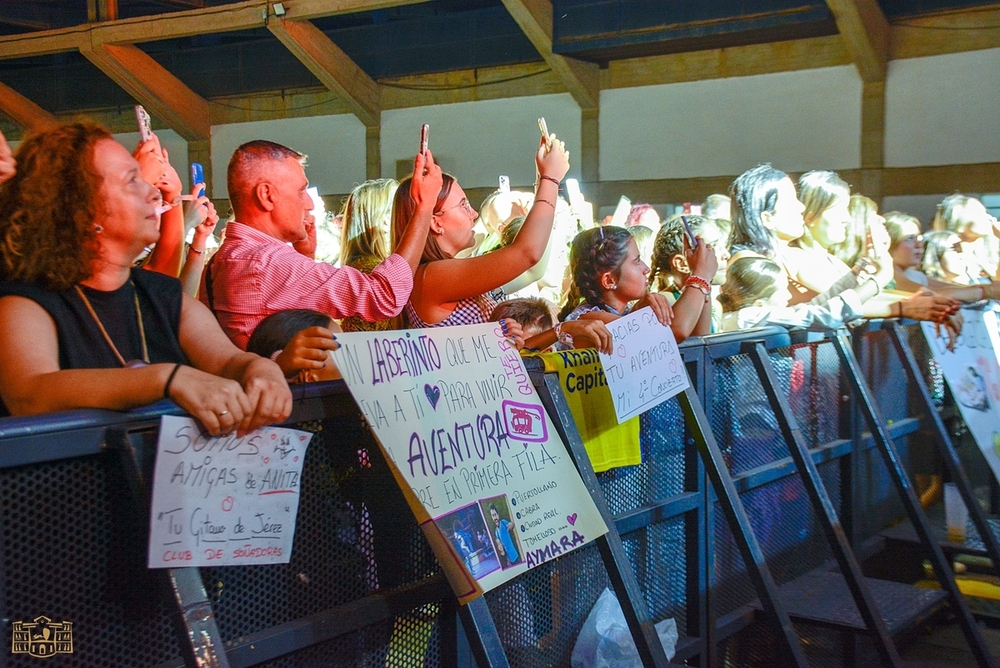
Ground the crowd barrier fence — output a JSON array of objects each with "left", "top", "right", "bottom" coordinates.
[{"left": 0, "top": 321, "right": 993, "bottom": 667}]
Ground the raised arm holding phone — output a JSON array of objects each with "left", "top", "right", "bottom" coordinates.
[{"left": 392, "top": 120, "right": 570, "bottom": 339}]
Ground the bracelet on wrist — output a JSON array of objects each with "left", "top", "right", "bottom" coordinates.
[
  {"left": 684, "top": 275, "right": 711, "bottom": 292},
  {"left": 188, "top": 246, "right": 205, "bottom": 255},
  {"left": 538, "top": 175, "right": 561, "bottom": 188},
  {"left": 163, "top": 363, "right": 183, "bottom": 399},
  {"left": 535, "top": 198, "right": 555, "bottom": 209}
]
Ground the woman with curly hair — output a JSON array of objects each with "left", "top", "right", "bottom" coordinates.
[{"left": 0, "top": 122, "right": 290, "bottom": 433}]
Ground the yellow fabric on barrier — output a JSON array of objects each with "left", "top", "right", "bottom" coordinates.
[{"left": 536, "top": 349, "right": 641, "bottom": 473}]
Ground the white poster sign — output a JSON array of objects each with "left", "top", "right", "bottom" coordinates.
[
  {"left": 147, "top": 416, "right": 312, "bottom": 568},
  {"left": 599, "top": 306, "right": 690, "bottom": 423},
  {"left": 922, "top": 306, "right": 1000, "bottom": 481},
  {"left": 331, "top": 323, "right": 608, "bottom": 603}
]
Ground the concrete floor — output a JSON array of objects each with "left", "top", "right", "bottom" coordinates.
[{"left": 900, "top": 620, "right": 1000, "bottom": 667}]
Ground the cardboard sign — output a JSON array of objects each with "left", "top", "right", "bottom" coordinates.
[
  {"left": 147, "top": 416, "right": 312, "bottom": 568},
  {"left": 922, "top": 306, "right": 1000, "bottom": 482},
  {"left": 331, "top": 323, "right": 608, "bottom": 603},
  {"left": 599, "top": 306, "right": 690, "bottom": 423}
]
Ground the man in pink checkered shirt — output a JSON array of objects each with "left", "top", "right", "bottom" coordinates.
[{"left": 201, "top": 140, "right": 442, "bottom": 349}]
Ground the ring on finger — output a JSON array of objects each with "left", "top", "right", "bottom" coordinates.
[{"left": 218, "top": 409, "right": 229, "bottom": 417}]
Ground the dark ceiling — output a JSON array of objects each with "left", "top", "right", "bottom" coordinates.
[{"left": 0, "top": 0, "right": 994, "bottom": 116}]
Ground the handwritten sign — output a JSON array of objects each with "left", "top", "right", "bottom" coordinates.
[
  {"left": 147, "top": 416, "right": 312, "bottom": 568},
  {"left": 599, "top": 306, "right": 690, "bottom": 423},
  {"left": 923, "top": 306, "right": 1000, "bottom": 483},
  {"left": 332, "top": 323, "right": 607, "bottom": 603}
]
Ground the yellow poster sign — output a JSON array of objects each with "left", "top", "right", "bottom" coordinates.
[{"left": 539, "top": 349, "right": 641, "bottom": 473}]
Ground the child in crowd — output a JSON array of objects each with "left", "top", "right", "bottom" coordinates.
[
  {"left": 559, "top": 226, "right": 672, "bottom": 327},
  {"left": 488, "top": 298, "right": 613, "bottom": 354},
  {"left": 246, "top": 310, "right": 342, "bottom": 383},
  {"left": 718, "top": 257, "right": 864, "bottom": 331},
  {"left": 558, "top": 225, "right": 711, "bottom": 344},
  {"left": 489, "top": 298, "right": 554, "bottom": 339},
  {"left": 648, "top": 215, "right": 721, "bottom": 333}
]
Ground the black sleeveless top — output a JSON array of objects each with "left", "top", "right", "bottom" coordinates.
[{"left": 0, "top": 268, "right": 188, "bottom": 416}]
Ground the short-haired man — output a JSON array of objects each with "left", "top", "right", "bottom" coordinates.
[{"left": 202, "top": 140, "right": 441, "bottom": 348}]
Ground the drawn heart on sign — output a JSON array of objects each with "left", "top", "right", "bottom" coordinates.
[
  {"left": 617, "top": 344, "right": 626, "bottom": 358},
  {"left": 424, "top": 383, "right": 441, "bottom": 410},
  {"left": 567, "top": 513, "right": 578, "bottom": 526}
]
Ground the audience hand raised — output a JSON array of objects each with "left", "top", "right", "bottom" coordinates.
[
  {"left": 535, "top": 134, "right": 570, "bottom": 184},
  {"left": 0, "top": 130, "right": 15, "bottom": 185},
  {"left": 687, "top": 236, "right": 719, "bottom": 282},
  {"left": 411, "top": 148, "right": 443, "bottom": 210}
]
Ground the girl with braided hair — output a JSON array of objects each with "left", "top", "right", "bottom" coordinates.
[{"left": 558, "top": 225, "right": 685, "bottom": 339}]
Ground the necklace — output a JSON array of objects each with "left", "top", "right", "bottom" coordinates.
[{"left": 74, "top": 281, "right": 150, "bottom": 367}]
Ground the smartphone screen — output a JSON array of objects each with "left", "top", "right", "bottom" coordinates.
[
  {"left": 609, "top": 196, "right": 631, "bottom": 228},
  {"left": 420, "top": 124, "right": 429, "bottom": 155},
  {"left": 498, "top": 175, "right": 510, "bottom": 193},
  {"left": 190, "top": 162, "right": 205, "bottom": 197},
  {"left": 681, "top": 216, "right": 698, "bottom": 247},
  {"left": 135, "top": 105, "right": 153, "bottom": 142}
]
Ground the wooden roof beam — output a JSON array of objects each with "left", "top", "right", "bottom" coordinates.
[
  {"left": 90, "top": 0, "right": 428, "bottom": 44},
  {"left": 80, "top": 40, "right": 210, "bottom": 140},
  {"left": 0, "top": 80, "right": 56, "bottom": 130},
  {"left": 268, "top": 18, "right": 380, "bottom": 128},
  {"left": 825, "top": 0, "right": 889, "bottom": 82},
  {"left": 501, "top": 0, "right": 599, "bottom": 109},
  {"left": 0, "top": 0, "right": 430, "bottom": 59}
]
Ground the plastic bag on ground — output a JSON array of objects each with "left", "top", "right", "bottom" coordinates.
[{"left": 570, "top": 587, "right": 677, "bottom": 668}]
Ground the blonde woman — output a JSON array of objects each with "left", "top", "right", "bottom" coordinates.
[
  {"left": 338, "top": 178, "right": 398, "bottom": 332},
  {"left": 932, "top": 194, "right": 999, "bottom": 281},
  {"left": 887, "top": 213, "right": 998, "bottom": 301}
]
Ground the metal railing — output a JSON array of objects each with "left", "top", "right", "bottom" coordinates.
[{"left": 0, "top": 322, "right": 989, "bottom": 667}]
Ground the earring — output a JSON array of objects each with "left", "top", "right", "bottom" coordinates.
[
  {"left": 94, "top": 225, "right": 103, "bottom": 234},
  {"left": 610, "top": 283, "right": 617, "bottom": 290}
]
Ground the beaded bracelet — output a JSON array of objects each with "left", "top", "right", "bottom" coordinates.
[
  {"left": 535, "top": 198, "right": 555, "bottom": 209},
  {"left": 684, "top": 275, "right": 711, "bottom": 293},
  {"left": 538, "top": 175, "right": 561, "bottom": 188},
  {"left": 188, "top": 246, "right": 205, "bottom": 255}
]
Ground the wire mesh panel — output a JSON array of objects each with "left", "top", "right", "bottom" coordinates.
[
  {"left": 484, "top": 542, "right": 610, "bottom": 667},
  {"left": 771, "top": 342, "right": 844, "bottom": 448},
  {"left": 710, "top": 353, "right": 792, "bottom": 476},
  {"left": 0, "top": 453, "right": 184, "bottom": 667},
  {"left": 201, "top": 416, "right": 446, "bottom": 666},
  {"left": 596, "top": 397, "right": 688, "bottom": 517},
  {"left": 250, "top": 603, "right": 444, "bottom": 668},
  {"left": 621, "top": 517, "right": 688, "bottom": 634}
]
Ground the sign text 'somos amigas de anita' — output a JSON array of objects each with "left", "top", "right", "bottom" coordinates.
[
  {"left": 147, "top": 416, "right": 312, "bottom": 568},
  {"left": 332, "top": 322, "right": 607, "bottom": 602}
]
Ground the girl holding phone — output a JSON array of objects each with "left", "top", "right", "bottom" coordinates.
[{"left": 391, "top": 130, "right": 569, "bottom": 345}]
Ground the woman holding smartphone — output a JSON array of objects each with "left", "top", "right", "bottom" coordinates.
[{"left": 391, "top": 131, "right": 570, "bottom": 343}]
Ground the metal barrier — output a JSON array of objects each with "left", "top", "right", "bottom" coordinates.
[{"left": 0, "top": 323, "right": 991, "bottom": 667}]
